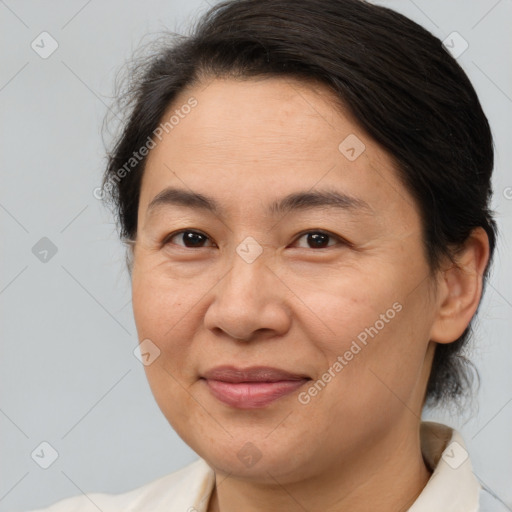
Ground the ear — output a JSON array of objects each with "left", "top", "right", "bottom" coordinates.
[
  {"left": 429, "top": 227, "right": 491, "bottom": 344},
  {"left": 122, "top": 237, "right": 136, "bottom": 278}
]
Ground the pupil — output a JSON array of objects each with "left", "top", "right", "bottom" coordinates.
[
  {"left": 185, "top": 231, "right": 205, "bottom": 247},
  {"left": 309, "top": 232, "right": 328, "bottom": 248},
  {"left": 180, "top": 232, "right": 330, "bottom": 248}
]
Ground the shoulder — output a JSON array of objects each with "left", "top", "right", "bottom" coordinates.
[{"left": 25, "top": 458, "right": 215, "bottom": 512}]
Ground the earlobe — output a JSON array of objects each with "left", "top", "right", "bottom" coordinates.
[{"left": 429, "top": 227, "right": 490, "bottom": 344}]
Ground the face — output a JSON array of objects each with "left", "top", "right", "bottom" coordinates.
[{"left": 131, "top": 77, "right": 438, "bottom": 483}]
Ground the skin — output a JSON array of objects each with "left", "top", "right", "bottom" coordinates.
[{"left": 130, "top": 76, "right": 490, "bottom": 512}]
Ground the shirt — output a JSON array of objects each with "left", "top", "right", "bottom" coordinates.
[{"left": 23, "top": 421, "right": 508, "bottom": 512}]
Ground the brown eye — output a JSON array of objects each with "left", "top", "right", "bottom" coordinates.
[
  {"left": 164, "top": 230, "right": 215, "bottom": 248},
  {"left": 292, "top": 230, "right": 344, "bottom": 249}
]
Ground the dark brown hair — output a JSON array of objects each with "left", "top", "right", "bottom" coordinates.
[{"left": 102, "top": 0, "right": 497, "bottom": 408}]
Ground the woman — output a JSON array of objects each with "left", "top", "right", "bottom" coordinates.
[{"left": 27, "top": 0, "right": 504, "bottom": 510}]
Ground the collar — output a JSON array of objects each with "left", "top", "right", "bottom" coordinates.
[{"left": 408, "top": 421, "right": 481, "bottom": 511}]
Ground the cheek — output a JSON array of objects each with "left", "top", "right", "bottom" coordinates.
[
  {"left": 288, "top": 264, "right": 398, "bottom": 344},
  {"left": 323, "top": 300, "right": 431, "bottom": 420},
  {"left": 300, "top": 268, "right": 431, "bottom": 401},
  {"left": 132, "top": 260, "right": 196, "bottom": 337},
  {"left": 132, "top": 273, "right": 198, "bottom": 424},
  {"left": 131, "top": 261, "right": 214, "bottom": 384}
]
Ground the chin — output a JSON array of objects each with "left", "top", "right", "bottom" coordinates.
[{"left": 191, "top": 434, "right": 313, "bottom": 483}]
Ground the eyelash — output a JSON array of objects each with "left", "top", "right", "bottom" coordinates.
[{"left": 161, "top": 229, "right": 348, "bottom": 250}]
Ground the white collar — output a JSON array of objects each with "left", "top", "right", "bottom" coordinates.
[{"left": 408, "top": 421, "right": 481, "bottom": 511}]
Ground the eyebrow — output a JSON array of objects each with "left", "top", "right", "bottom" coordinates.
[{"left": 146, "top": 186, "right": 374, "bottom": 219}]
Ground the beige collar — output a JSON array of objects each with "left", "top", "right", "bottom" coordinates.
[{"left": 408, "top": 421, "right": 480, "bottom": 511}]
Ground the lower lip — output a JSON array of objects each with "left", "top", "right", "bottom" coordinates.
[{"left": 203, "top": 378, "right": 309, "bottom": 408}]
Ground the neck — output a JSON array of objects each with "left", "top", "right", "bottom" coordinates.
[{"left": 207, "top": 422, "right": 432, "bottom": 512}]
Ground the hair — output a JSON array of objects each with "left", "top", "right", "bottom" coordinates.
[{"left": 101, "top": 0, "right": 497, "bottom": 409}]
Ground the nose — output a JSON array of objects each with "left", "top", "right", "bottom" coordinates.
[{"left": 203, "top": 248, "right": 291, "bottom": 342}]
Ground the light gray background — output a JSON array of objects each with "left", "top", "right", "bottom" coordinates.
[{"left": 1, "top": 1, "right": 511, "bottom": 510}]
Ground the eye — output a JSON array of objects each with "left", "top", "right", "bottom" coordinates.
[
  {"left": 291, "top": 230, "right": 346, "bottom": 249},
  {"left": 162, "top": 229, "right": 347, "bottom": 250},
  {"left": 163, "top": 229, "right": 216, "bottom": 248}
]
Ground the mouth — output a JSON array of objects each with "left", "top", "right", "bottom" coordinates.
[{"left": 200, "top": 366, "right": 311, "bottom": 409}]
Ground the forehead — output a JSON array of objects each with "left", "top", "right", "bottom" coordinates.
[
  {"left": 157, "top": 77, "right": 359, "bottom": 161},
  {"left": 138, "top": 77, "right": 418, "bottom": 225}
]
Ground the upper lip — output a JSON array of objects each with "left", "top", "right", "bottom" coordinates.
[{"left": 201, "top": 366, "right": 311, "bottom": 383}]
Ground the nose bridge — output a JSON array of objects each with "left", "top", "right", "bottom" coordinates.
[
  {"left": 222, "top": 241, "right": 270, "bottom": 304},
  {"left": 203, "top": 239, "right": 290, "bottom": 340}
]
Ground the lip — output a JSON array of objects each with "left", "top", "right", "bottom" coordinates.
[{"left": 201, "top": 366, "right": 311, "bottom": 409}]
